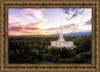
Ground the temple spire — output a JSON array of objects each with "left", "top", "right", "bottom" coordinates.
[{"left": 58, "top": 24, "right": 65, "bottom": 41}]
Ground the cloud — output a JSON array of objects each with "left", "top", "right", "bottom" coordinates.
[
  {"left": 21, "top": 28, "right": 57, "bottom": 35},
  {"left": 60, "top": 22, "right": 91, "bottom": 33},
  {"left": 23, "top": 26, "right": 58, "bottom": 35},
  {"left": 9, "top": 19, "right": 45, "bottom": 31},
  {"left": 24, "top": 19, "right": 46, "bottom": 29},
  {"left": 24, "top": 13, "right": 37, "bottom": 22},
  {"left": 63, "top": 8, "right": 84, "bottom": 20},
  {"left": 8, "top": 21, "right": 91, "bottom": 36},
  {"left": 9, "top": 22, "right": 22, "bottom": 27},
  {"left": 9, "top": 22, "right": 23, "bottom": 31},
  {"left": 9, "top": 15, "right": 28, "bottom": 25},
  {"left": 46, "top": 27, "right": 59, "bottom": 31},
  {"left": 9, "top": 26, "right": 23, "bottom": 31},
  {"left": 23, "top": 9, "right": 44, "bottom": 21},
  {"left": 71, "top": 10, "right": 84, "bottom": 19},
  {"left": 62, "top": 24, "right": 79, "bottom": 33},
  {"left": 9, "top": 8, "right": 47, "bottom": 26},
  {"left": 8, "top": 8, "right": 92, "bottom": 36},
  {"left": 85, "top": 19, "right": 92, "bottom": 25},
  {"left": 8, "top": 19, "right": 48, "bottom": 35}
]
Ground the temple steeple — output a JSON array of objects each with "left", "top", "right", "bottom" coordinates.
[{"left": 58, "top": 24, "right": 65, "bottom": 41}]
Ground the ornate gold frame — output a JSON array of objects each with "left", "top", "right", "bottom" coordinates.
[{"left": 0, "top": 0, "right": 100, "bottom": 72}]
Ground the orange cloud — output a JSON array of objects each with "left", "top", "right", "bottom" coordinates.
[
  {"left": 25, "top": 19, "right": 46, "bottom": 29},
  {"left": 9, "top": 19, "right": 53, "bottom": 36},
  {"left": 9, "top": 20, "right": 91, "bottom": 36}
]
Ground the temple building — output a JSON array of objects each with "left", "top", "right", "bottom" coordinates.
[{"left": 51, "top": 25, "right": 75, "bottom": 48}]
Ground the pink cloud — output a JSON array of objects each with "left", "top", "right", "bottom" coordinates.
[
  {"left": 9, "top": 20, "right": 90, "bottom": 36},
  {"left": 24, "top": 9, "right": 45, "bottom": 21},
  {"left": 9, "top": 22, "right": 79, "bottom": 36},
  {"left": 24, "top": 13, "right": 37, "bottom": 22},
  {"left": 9, "top": 22, "right": 23, "bottom": 30},
  {"left": 8, "top": 19, "right": 48, "bottom": 35},
  {"left": 25, "top": 19, "right": 46, "bottom": 28}
]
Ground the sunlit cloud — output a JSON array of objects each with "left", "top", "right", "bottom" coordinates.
[{"left": 8, "top": 8, "right": 92, "bottom": 36}]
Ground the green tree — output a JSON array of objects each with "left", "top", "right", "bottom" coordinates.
[
  {"left": 28, "top": 44, "right": 33, "bottom": 50},
  {"left": 38, "top": 44, "right": 43, "bottom": 48},
  {"left": 67, "top": 49, "right": 76, "bottom": 56},
  {"left": 55, "top": 48, "right": 61, "bottom": 56},
  {"left": 61, "top": 47, "right": 68, "bottom": 58},
  {"left": 43, "top": 53, "right": 56, "bottom": 61},
  {"left": 38, "top": 50, "right": 43, "bottom": 60},
  {"left": 80, "top": 53, "right": 91, "bottom": 59},
  {"left": 13, "top": 48, "right": 17, "bottom": 53},
  {"left": 80, "top": 56, "right": 86, "bottom": 63},
  {"left": 25, "top": 56, "right": 35, "bottom": 63},
  {"left": 73, "top": 56, "right": 80, "bottom": 63},
  {"left": 56, "top": 54, "right": 61, "bottom": 61},
  {"left": 48, "top": 47, "right": 56, "bottom": 55},
  {"left": 15, "top": 57, "right": 24, "bottom": 63}
]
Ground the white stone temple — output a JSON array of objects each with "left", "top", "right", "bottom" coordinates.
[{"left": 51, "top": 25, "right": 75, "bottom": 48}]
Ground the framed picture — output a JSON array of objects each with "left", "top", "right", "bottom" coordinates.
[{"left": 0, "top": 0, "right": 100, "bottom": 72}]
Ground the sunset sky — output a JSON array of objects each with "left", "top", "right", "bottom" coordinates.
[{"left": 8, "top": 8, "right": 92, "bottom": 36}]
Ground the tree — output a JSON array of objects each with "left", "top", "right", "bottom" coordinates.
[
  {"left": 73, "top": 56, "right": 80, "bottom": 63},
  {"left": 57, "top": 58, "right": 72, "bottom": 63},
  {"left": 38, "top": 44, "right": 43, "bottom": 48},
  {"left": 28, "top": 44, "right": 33, "bottom": 51},
  {"left": 60, "top": 47, "right": 68, "bottom": 58},
  {"left": 80, "top": 53, "right": 91, "bottom": 59},
  {"left": 38, "top": 50, "right": 43, "bottom": 60},
  {"left": 15, "top": 57, "right": 24, "bottom": 63},
  {"left": 19, "top": 45, "right": 24, "bottom": 52},
  {"left": 48, "top": 47, "right": 56, "bottom": 55},
  {"left": 67, "top": 49, "right": 76, "bottom": 57},
  {"left": 43, "top": 53, "right": 56, "bottom": 61},
  {"left": 80, "top": 56, "right": 86, "bottom": 63},
  {"left": 13, "top": 48, "right": 17, "bottom": 53},
  {"left": 38, "top": 44, "right": 44, "bottom": 51},
  {"left": 33, "top": 43, "right": 38, "bottom": 48},
  {"left": 25, "top": 56, "right": 35, "bottom": 63},
  {"left": 56, "top": 54, "right": 61, "bottom": 61},
  {"left": 26, "top": 51, "right": 37, "bottom": 58},
  {"left": 55, "top": 48, "right": 61, "bottom": 56}
]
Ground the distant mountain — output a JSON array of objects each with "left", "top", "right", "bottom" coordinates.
[
  {"left": 8, "top": 31, "right": 92, "bottom": 37},
  {"left": 64, "top": 31, "right": 92, "bottom": 36}
]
